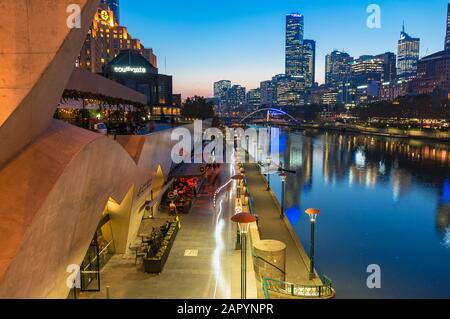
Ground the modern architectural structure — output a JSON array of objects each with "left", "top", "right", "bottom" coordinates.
[
  {"left": 397, "top": 25, "right": 420, "bottom": 82},
  {"left": 446, "top": 3, "right": 450, "bottom": 51},
  {"left": 0, "top": 1, "right": 195, "bottom": 298},
  {"left": 272, "top": 74, "right": 306, "bottom": 106},
  {"left": 214, "top": 80, "right": 232, "bottom": 101},
  {"left": 246, "top": 88, "right": 261, "bottom": 110},
  {"left": 260, "top": 80, "right": 277, "bottom": 108},
  {"left": 104, "top": 50, "right": 174, "bottom": 112},
  {"left": 77, "top": 3, "right": 157, "bottom": 74},
  {"left": 225, "top": 85, "right": 246, "bottom": 110},
  {"left": 101, "top": 0, "right": 120, "bottom": 24},
  {"left": 410, "top": 50, "right": 450, "bottom": 95},
  {"left": 285, "top": 13, "right": 304, "bottom": 76},
  {"left": 325, "top": 50, "right": 353, "bottom": 89},
  {"left": 375, "top": 52, "right": 397, "bottom": 82},
  {"left": 351, "top": 56, "right": 385, "bottom": 86},
  {"left": 303, "top": 39, "right": 316, "bottom": 88}
]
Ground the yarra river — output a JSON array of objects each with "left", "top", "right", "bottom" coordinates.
[{"left": 266, "top": 129, "right": 450, "bottom": 298}]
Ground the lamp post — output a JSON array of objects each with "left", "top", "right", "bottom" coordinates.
[
  {"left": 305, "top": 208, "right": 320, "bottom": 280},
  {"left": 231, "top": 213, "right": 257, "bottom": 299},
  {"left": 279, "top": 172, "right": 287, "bottom": 219},
  {"left": 232, "top": 174, "right": 245, "bottom": 249},
  {"left": 266, "top": 156, "right": 272, "bottom": 191}
]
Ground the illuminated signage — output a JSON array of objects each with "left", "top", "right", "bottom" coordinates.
[
  {"left": 100, "top": 10, "right": 109, "bottom": 21},
  {"left": 113, "top": 66, "right": 147, "bottom": 74}
]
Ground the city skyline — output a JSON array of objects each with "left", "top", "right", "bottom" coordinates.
[{"left": 121, "top": 0, "right": 448, "bottom": 97}]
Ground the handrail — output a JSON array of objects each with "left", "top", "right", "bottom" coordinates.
[
  {"left": 262, "top": 277, "right": 335, "bottom": 299},
  {"left": 251, "top": 250, "right": 286, "bottom": 275}
]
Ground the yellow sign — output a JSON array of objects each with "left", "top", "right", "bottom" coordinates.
[{"left": 100, "top": 10, "right": 109, "bottom": 21}]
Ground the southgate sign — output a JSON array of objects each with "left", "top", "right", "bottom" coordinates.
[{"left": 113, "top": 66, "right": 147, "bottom": 74}]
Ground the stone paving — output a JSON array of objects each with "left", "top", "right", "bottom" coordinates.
[{"left": 79, "top": 164, "right": 257, "bottom": 299}]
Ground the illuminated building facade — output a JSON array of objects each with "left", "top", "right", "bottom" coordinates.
[
  {"left": 104, "top": 50, "right": 173, "bottom": 110},
  {"left": 325, "top": 50, "right": 353, "bottom": 89},
  {"left": 246, "top": 88, "right": 261, "bottom": 110},
  {"left": 351, "top": 56, "right": 385, "bottom": 86},
  {"left": 303, "top": 39, "right": 316, "bottom": 88},
  {"left": 273, "top": 74, "right": 306, "bottom": 106},
  {"left": 213, "top": 80, "right": 232, "bottom": 103},
  {"left": 224, "top": 85, "right": 246, "bottom": 110},
  {"left": 260, "top": 80, "right": 276, "bottom": 108},
  {"left": 285, "top": 13, "right": 304, "bottom": 76},
  {"left": 77, "top": 4, "right": 157, "bottom": 74},
  {"left": 397, "top": 25, "right": 420, "bottom": 82},
  {"left": 101, "top": 0, "right": 120, "bottom": 24},
  {"left": 410, "top": 50, "right": 450, "bottom": 95}
]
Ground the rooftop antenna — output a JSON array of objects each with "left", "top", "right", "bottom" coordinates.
[{"left": 402, "top": 20, "right": 405, "bottom": 33}]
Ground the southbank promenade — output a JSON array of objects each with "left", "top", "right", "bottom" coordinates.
[{"left": 243, "top": 163, "right": 323, "bottom": 287}]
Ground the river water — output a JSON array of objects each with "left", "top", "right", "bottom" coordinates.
[{"left": 266, "top": 129, "right": 450, "bottom": 298}]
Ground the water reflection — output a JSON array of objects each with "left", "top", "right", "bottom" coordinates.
[{"left": 275, "top": 129, "right": 450, "bottom": 298}]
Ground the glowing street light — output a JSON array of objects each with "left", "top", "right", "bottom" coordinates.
[
  {"left": 305, "top": 208, "right": 320, "bottom": 280},
  {"left": 231, "top": 213, "right": 257, "bottom": 299}
]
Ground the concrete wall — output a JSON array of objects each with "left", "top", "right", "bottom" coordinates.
[{"left": 0, "top": 0, "right": 100, "bottom": 168}]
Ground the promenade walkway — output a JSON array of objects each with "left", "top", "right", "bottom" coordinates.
[
  {"left": 80, "top": 163, "right": 257, "bottom": 299},
  {"left": 244, "top": 163, "right": 323, "bottom": 287}
]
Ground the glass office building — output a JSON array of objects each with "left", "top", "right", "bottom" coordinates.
[{"left": 285, "top": 13, "right": 304, "bottom": 76}]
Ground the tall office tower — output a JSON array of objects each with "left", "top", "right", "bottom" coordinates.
[
  {"left": 272, "top": 74, "right": 306, "bottom": 106},
  {"left": 225, "top": 85, "right": 246, "bottom": 110},
  {"left": 303, "top": 39, "right": 316, "bottom": 88},
  {"left": 375, "top": 52, "right": 397, "bottom": 82},
  {"left": 351, "top": 56, "right": 385, "bottom": 86},
  {"left": 325, "top": 50, "right": 353, "bottom": 88},
  {"left": 260, "top": 80, "right": 276, "bottom": 108},
  {"left": 397, "top": 24, "right": 420, "bottom": 81},
  {"left": 246, "top": 88, "right": 261, "bottom": 110},
  {"left": 285, "top": 13, "right": 304, "bottom": 76},
  {"left": 213, "top": 80, "right": 232, "bottom": 101},
  {"left": 101, "top": 0, "right": 120, "bottom": 24},
  {"left": 446, "top": 3, "right": 450, "bottom": 51}
]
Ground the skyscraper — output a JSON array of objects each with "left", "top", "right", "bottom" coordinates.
[
  {"left": 260, "top": 80, "right": 276, "bottom": 108},
  {"left": 285, "top": 13, "right": 304, "bottom": 76},
  {"left": 446, "top": 3, "right": 450, "bottom": 51},
  {"left": 397, "top": 25, "right": 420, "bottom": 82},
  {"left": 375, "top": 52, "right": 397, "bottom": 82},
  {"left": 325, "top": 50, "right": 353, "bottom": 88},
  {"left": 303, "top": 39, "right": 316, "bottom": 88},
  {"left": 101, "top": 0, "right": 120, "bottom": 24},
  {"left": 213, "top": 80, "right": 231, "bottom": 101}
]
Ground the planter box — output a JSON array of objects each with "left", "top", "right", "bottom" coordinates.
[{"left": 143, "top": 221, "right": 180, "bottom": 273}]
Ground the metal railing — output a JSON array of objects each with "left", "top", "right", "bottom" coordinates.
[{"left": 262, "top": 276, "right": 335, "bottom": 299}]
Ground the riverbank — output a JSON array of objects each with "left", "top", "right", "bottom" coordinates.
[
  {"left": 243, "top": 163, "right": 335, "bottom": 298},
  {"left": 296, "top": 123, "right": 450, "bottom": 142}
]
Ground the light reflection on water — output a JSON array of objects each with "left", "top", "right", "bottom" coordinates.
[{"left": 268, "top": 129, "right": 450, "bottom": 298}]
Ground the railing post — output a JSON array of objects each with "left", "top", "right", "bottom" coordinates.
[{"left": 291, "top": 284, "right": 294, "bottom": 296}]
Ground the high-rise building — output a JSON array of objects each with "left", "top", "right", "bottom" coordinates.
[
  {"left": 375, "top": 52, "right": 397, "bottom": 82},
  {"left": 260, "top": 80, "right": 276, "bottom": 108},
  {"left": 285, "top": 13, "right": 304, "bottom": 76},
  {"left": 213, "top": 80, "right": 232, "bottom": 101},
  {"left": 410, "top": 50, "right": 450, "bottom": 95},
  {"left": 272, "top": 74, "right": 305, "bottom": 106},
  {"left": 445, "top": 3, "right": 450, "bottom": 51},
  {"left": 77, "top": 4, "right": 157, "bottom": 74},
  {"left": 303, "top": 39, "right": 316, "bottom": 88},
  {"left": 246, "top": 88, "right": 261, "bottom": 110},
  {"left": 397, "top": 25, "right": 420, "bottom": 82},
  {"left": 101, "top": 0, "right": 120, "bottom": 24},
  {"left": 225, "top": 85, "right": 246, "bottom": 110},
  {"left": 351, "top": 56, "right": 385, "bottom": 86},
  {"left": 325, "top": 50, "right": 353, "bottom": 88}
]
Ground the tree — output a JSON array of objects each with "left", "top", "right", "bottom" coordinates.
[{"left": 181, "top": 96, "right": 215, "bottom": 119}]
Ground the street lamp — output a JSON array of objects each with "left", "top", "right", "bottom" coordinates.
[
  {"left": 232, "top": 174, "right": 244, "bottom": 199},
  {"left": 266, "top": 156, "right": 272, "bottom": 191},
  {"left": 231, "top": 213, "right": 257, "bottom": 299},
  {"left": 279, "top": 172, "right": 287, "bottom": 219},
  {"left": 305, "top": 208, "right": 320, "bottom": 280}
]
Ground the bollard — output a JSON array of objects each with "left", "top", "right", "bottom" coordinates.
[{"left": 106, "top": 286, "right": 111, "bottom": 299}]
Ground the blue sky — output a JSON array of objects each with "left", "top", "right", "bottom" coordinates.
[{"left": 121, "top": 0, "right": 448, "bottom": 97}]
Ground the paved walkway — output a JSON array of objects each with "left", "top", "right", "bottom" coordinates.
[
  {"left": 80, "top": 164, "right": 257, "bottom": 299},
  {"left": 244, "top": 163, "right": 322, "bottom": 286}
]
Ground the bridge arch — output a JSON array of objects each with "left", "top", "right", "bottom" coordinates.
[{"left": 239, "top": 108, "right": 299, "bottom": 124}]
